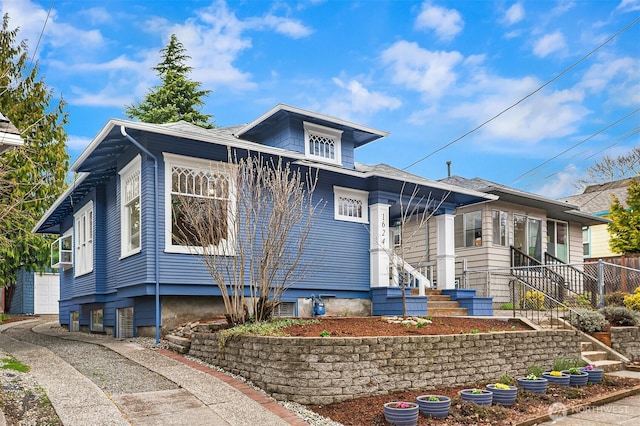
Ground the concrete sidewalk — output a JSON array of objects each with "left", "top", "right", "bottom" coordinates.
[{"left": 0, "top": 318, "right": 306, "bottom": 426}]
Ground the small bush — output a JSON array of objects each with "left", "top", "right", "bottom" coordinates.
[
  {"left": 624, "top": 287, "right": 640, "bottom": 311},
  {"left": 570, "top": 308, "right": 608, "bottom": 334},
  {"left": 522, "top": 290, "right": 545, "bottom": 310},
  {"left": 552, "top": 358, "right": 587, "bottom": 371},
  {"left": 498, "top": 374, "right": 515, "bottom": 386},
  {"left": 605, "top": 291, "right": 628, "bottom": 307},
  {"left": 499, "top": 302, "right": 514, "bottom": 310},
  {"left": 526, "top": 365, "right": 545, "bottom": 377},
  {"left": 600, "top": 306, "right": 638, "bottom": 326}
]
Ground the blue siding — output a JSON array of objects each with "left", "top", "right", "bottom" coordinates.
[{"left": 9, "top": 269, "right": 34, "bottom": 314}]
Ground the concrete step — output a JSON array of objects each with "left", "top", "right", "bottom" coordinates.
[
  {"left": 592, "top": 359, "right": 624, "bottom": 372},
  {"left": 581, "top": 341, "right": 594, "bottom": 352},
  {"left": 427, "top": 301, "right": 460, "bottom": 309},
  {"left": 428, "top": 308, "right": 468, "bottom": 316},
  {"left": 582, "top": 350, "right": 609, "bottom": 362}
]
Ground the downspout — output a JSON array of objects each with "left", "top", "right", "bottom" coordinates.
[{"left": 120, "top": 126, "right": 161, "bottom": 345}]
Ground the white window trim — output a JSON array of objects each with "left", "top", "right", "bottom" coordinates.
[
  {"left": 74, "top": 201, "right": 94, "bottom": 277},
  {"left": 492, "top": 210, "right": 509, "bottom": 247},
  {"left": 163, "top": 153, "right": 237, "bottom": 255},
  {"left": 334, "top": 186, "right": 369, "bottom": 223},
  {"left": 304, "top": 121, "right": 342, "bottom": 165},
  {"left": 51, "top": 228, "right": 73, "bottom": 270},
  {"left": 119, "top": 155, "right": 142, "bottom": 259}
]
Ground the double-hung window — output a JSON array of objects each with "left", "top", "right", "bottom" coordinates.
[
  {"left": 334, "top": 186, "right": 368, "bottom": 223},
  {"left": 74, "top": 201, "right": 93, "bottom": 276},
  {"left": 304, "top": 121, "right": 342, "bottom": 165},
  {"left": 120, "top": 155, "right": 141, "bottom": 258},
  {"left": 455, "top": 210, "right": 482, "bottom": 248},
  {"left": 164, "top": 153, "right": 236, "bottom": 255}
]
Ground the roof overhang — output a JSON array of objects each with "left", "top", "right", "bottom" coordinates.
[
  {"left": 234, "top": 104, "right": 389, "bottom": 148},
  {"left": 481, "top": 185, "right": 610, "bottom": 226}
]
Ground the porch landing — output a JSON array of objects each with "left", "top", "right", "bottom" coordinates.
[{"left": 371, "top": 287, "right": 493, "bottom": 316}]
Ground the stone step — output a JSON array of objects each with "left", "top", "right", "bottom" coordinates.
[
  {"left": 593, "top": 359, "right": 624, "bottom": 372},
  {"left": 427, "top": 301, "right": 460, "bottom": 309},
  {"left": 582, "top": 350, "right": 609, "bottom": 362},
  {"left": 581, "top": 341, "right": 594, "bottom": 352},
  {"left": 166, "top": 334, "right": 192, "bottom": 354},
  {"left": 428, "top": 308, "right": 468, "bottom": 316},
  {"left": 426, "top": 295, "right": 451, "bottom": 301},
  {"left": 424, "top": 289, "right": 443, "bottom": 295}
]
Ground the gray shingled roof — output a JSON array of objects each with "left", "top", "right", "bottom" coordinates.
[{"left": 560, "top": 177, "right": 638, "bottom": 214}]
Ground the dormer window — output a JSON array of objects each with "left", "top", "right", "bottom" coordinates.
[{"left": 304, "top": 121, "right": 342, "bottom": 165}]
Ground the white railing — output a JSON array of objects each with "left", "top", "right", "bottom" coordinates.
[{"left": 390, "top": 254, "right": 432, "bottom": 295}]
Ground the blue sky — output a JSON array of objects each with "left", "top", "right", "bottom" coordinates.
[{"left": 1, "top": 0, "right": 639, "bottom": 198}]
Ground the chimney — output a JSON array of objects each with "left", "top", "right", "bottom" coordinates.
[{"left": 446, "top": 161, "right": 452, "bottom": 177}]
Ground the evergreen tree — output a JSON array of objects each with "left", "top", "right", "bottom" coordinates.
[
  {"left": 608, "top": 177, "right": 640, "bottom": 254},
  {"left": 0, "top": 13, "right": 69, "bottom": 287},
  {"left": 125, "top": 34, "right": 214, "bottom": 128}
]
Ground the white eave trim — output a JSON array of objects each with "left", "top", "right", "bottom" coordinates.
[
  {"left": 32, "top": 173, "right": 89, "bottom": 233},
  {"left": 0, "top": 132, "right": 24, "bottom": 147},
  {"left": 234, "top": 103, "right": 389, "bottom": 139}
]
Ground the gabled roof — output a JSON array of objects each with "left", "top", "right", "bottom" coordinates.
[
  {"left": 441, "top": 175, "right": 609, "bottom": 226},
  {"left": 0, "top": 112, "right": 24, "bottom": 154},
  {"left": 234, "top": 104, "right": 389, "bottom": 147},
  {"left": 561, "top": 177, "right": 638, "bottom": 215}
]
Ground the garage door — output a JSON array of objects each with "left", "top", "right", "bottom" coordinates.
[{"left": 33, "top": 273, "right": 60, "bottom": 314}]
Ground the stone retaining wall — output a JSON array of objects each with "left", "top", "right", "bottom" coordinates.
[
  {"left": 611, "top": 326, "right": 640, "bottom": 360},
  {"left": 189, "top": 329, "right": 582, "bottom": 404}
]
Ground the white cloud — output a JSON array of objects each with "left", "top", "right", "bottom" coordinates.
[
  {"left": 531, "top": 166, "right": 581, "bottom": 198},
  {"left": 503, "top": 3, "right": 525, "bottom": 25},
  {"left": 258, "top": 14, "right": 313, "bottom": 38},
  {"left": 450, "top": 73, "right": 589, "bottom": 146},
  {"left": 580, "top": 55, "right": 640, "bottom": 107},
  {"left": 532, "top": 31, "right": 567, "bottom": 58},
  {"left": 66, "top": 135, "right": 93, "bottom": 151},
  {"left": 381, "top": 41, "right": 463, "bottom": 100},
  {"left": 616, "top": 0, "right": 640, "bottom": 12},
  {"left": 325, "top": 78, "right": 401, "bottom": 118},
  {"left": 414, "top": 2, "right": 463, "bottom": 41}
]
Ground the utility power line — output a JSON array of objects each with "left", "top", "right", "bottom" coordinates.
[{"left": 402, "top": 15, "right": 640, "bottom": 172}]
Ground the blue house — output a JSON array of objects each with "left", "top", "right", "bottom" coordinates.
[{"left": 33, "top": 104, "right": 493, "bottom": 338}]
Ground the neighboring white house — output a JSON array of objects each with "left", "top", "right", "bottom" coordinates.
[{"left": 0, "top": 112, "right": 24, "bottom": 154}]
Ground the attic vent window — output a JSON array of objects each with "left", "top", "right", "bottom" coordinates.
[
  {"left": 304, "top": 121, "right": 342, "bottom": 165},
  {"left": 334, "top": 186, "right": 368, "bottom": 223}
]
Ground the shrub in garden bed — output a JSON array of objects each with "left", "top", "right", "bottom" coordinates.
[
  {"left": 600, "top": 306, "right": 638, "bottom": 326},
  {"left": 570, "top": 309, "right": 608, "bottom": 333}
]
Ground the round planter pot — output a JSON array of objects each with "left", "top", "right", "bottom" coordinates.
[
  {"left": 383, "top": 402, "right": 419, "bottom": 426},
  {"left": 580, "top": 367, "right": 604, "bottom": 384},
  {"left": 486, "top": 384, "right": 517, "bottom": 406},
  {"left": 562, "top": 371, "right": 589, "bottom": 387},
  {"left": 460, "top": 389, "right": 493, "bottom": 406},
  {"left": 416, "top": 395, "right": 451, "bottom": 419},
  {"left": 517, "top": 378, "right": 548, "bottom": 394},
  {"left": 542, "top": 372, "right": 571, "bottom": 387}
]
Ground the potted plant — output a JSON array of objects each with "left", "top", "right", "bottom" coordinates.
[
  {"left": 383, "top": 401, "right": 419, "bottom": 426},
  {"left": 460, "top": 388, "right": 493, "bottom": 406},
  {"left": 580, "top": 365, "right": 605, "bottom": 384},
  {"left": 562, "top": 367, "right": 589, "bottom": 387},
  {"left": 416, "top": 395, "right": 451, "bottom": 419},
  {"left": 542, "top": 370, "right": 570, "bottom": 386},
  {"left": 486, "top": 382, "right": 517, "bottom": 406},
  {"left": 517, "top": 373, "right": 548, "bottom": 393}
]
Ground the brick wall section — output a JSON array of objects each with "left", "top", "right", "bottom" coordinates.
[
  {"left": 189, "top": 329, "right": 582, "bottom": 405},
  {"left": 611, "top": 326, "right": 640, "bottom": 360}
]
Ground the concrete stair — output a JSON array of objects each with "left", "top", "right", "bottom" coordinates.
[
  {"left": 581, "top": 341, "right": 624, "bottom": 372},
  {"left": 425, "top": 290, "right": 468, "bottom": 316}
]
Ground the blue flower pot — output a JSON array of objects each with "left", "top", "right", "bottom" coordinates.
[
  {"left": 517, "top": 377, "right": 548, "bottom": 394},
  {"left": 580, "top": 367, "right": 604, "bottom": 384},
  {"left": 543, "top": 372, "right": 571, "bottom": 387},
  {"left": 416, "top": 395, "right": 451, "bottom": 419},
  {"left": 486, "top": 384, "right": 517, "bottom": 406},
  {"left": 383, "top": 402, "right": 419, "bottom": 426},
  {"left": 562, "top": 370, "right": 589, "bottom": 387},
  {"left": 460, "top": 389, "right": 493, "bottom": 406}
]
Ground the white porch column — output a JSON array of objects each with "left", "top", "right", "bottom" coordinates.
[
  {"left": 369, "top": 203, "right": 390, "bottom": 287},
  {"left": 436, "top": 212, "right": 456, "bottom": 289}
]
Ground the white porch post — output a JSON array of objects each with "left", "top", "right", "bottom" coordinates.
[
  {"left": 369, "top": 203, "right": 390, "bottom": 288},
  {"left": 436, "top": 212, "right": 456, "bottom": 289}
]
